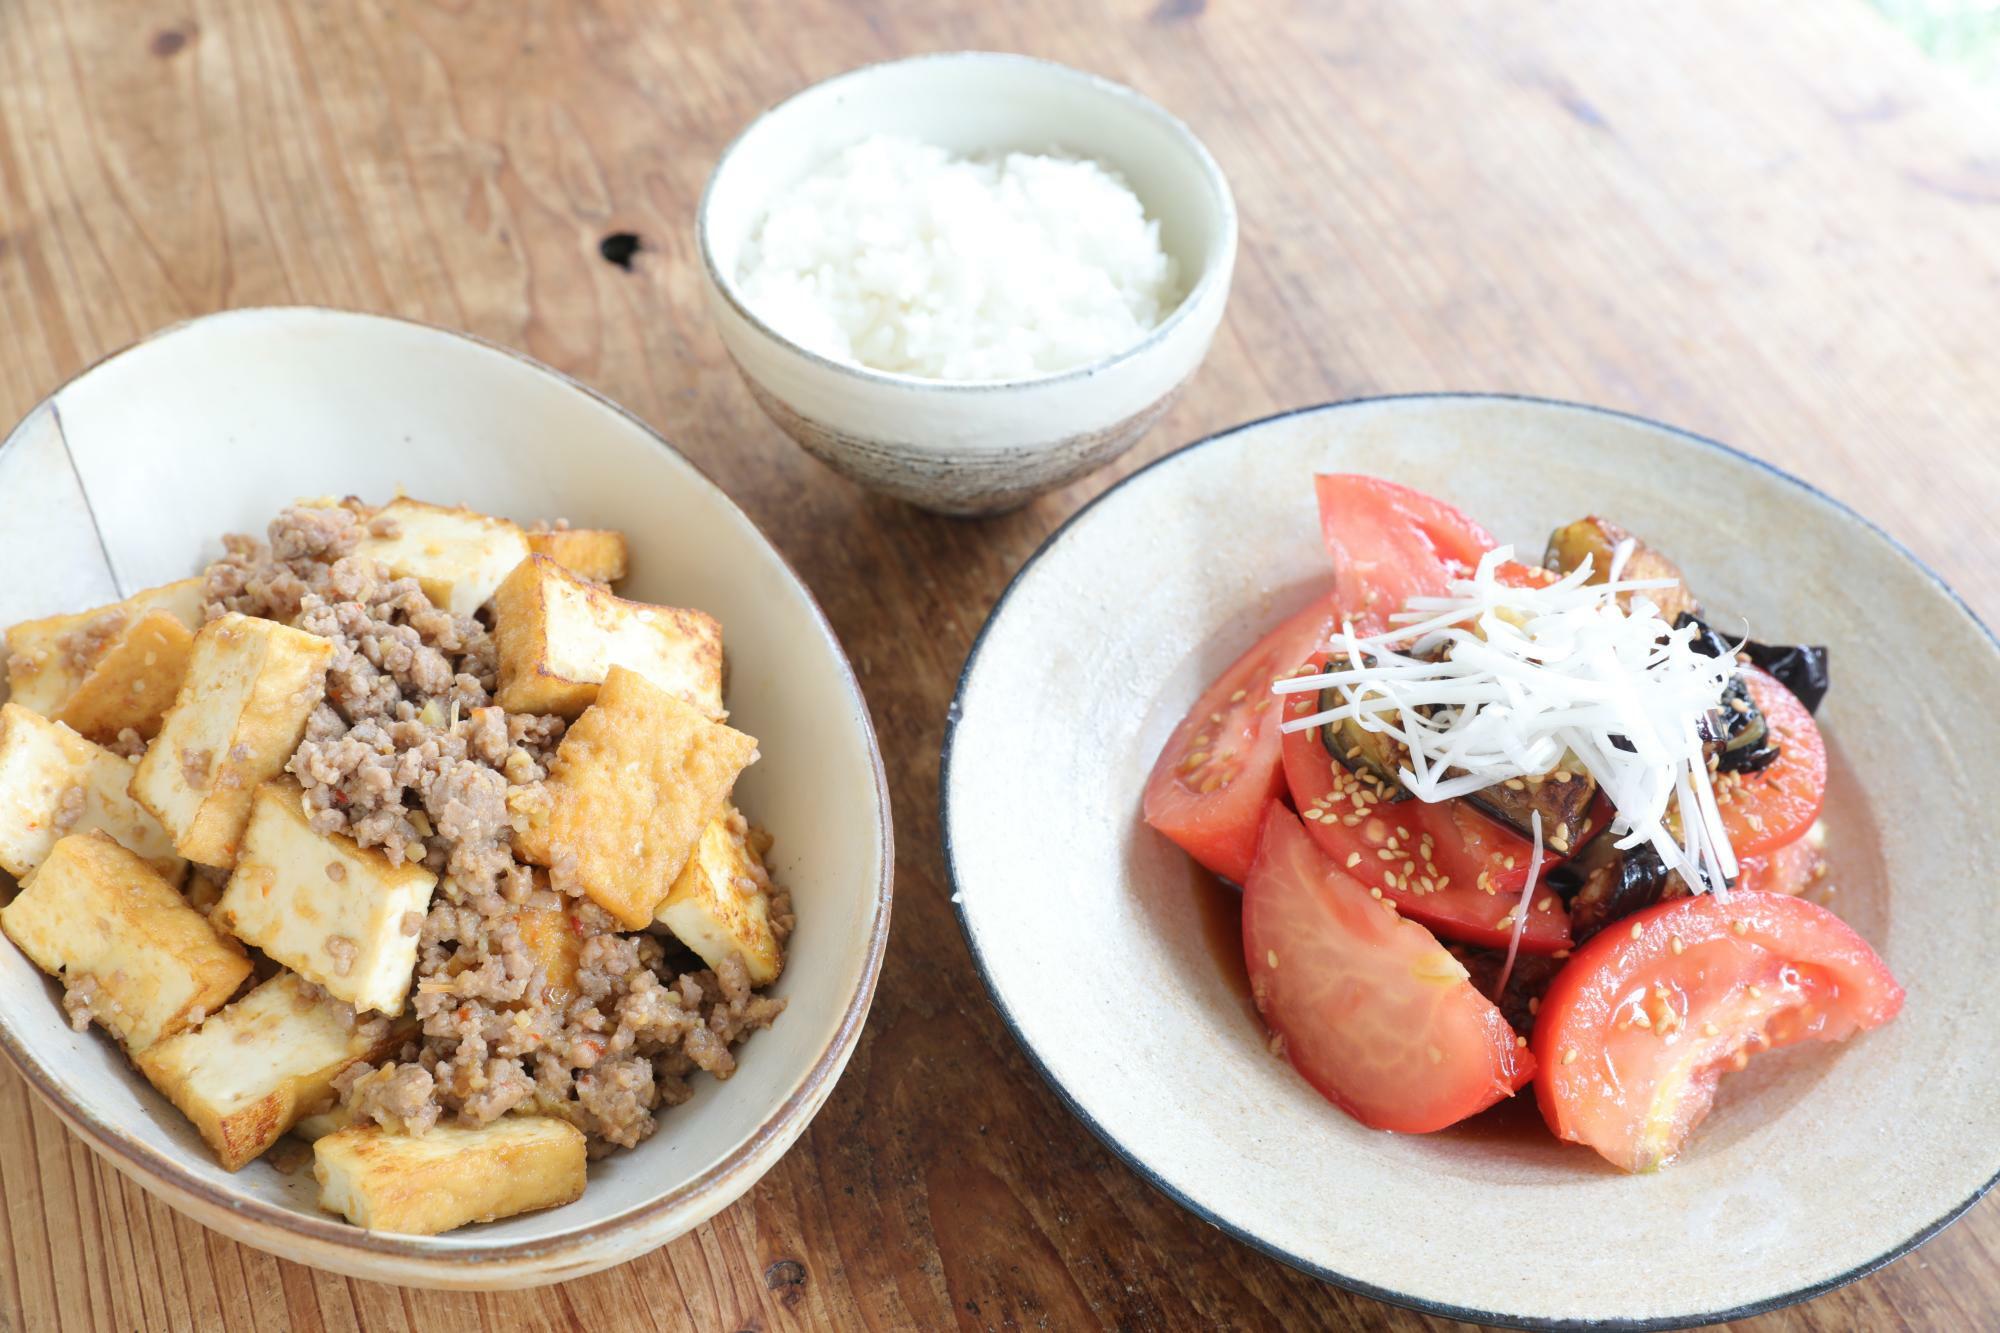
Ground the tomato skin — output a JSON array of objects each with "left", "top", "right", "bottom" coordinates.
[
  {"left": 1243, "top": 805, "right": 1533, "bottom": 1133},
  {"left": 1142, "top": 594, "right": 1340, "bottom": 884},
  {"left": 1533, "top": 890, "right": 1902, "bottom": 1172},
  {"left": 1278, "top": 703, "right": 1574, "bottom": 953},
  {"left": 1314, "top": 475, "right": 1494, "bottom": 632},
  {"left": 1719, "top": 669, "right": 1827, "bottom": 859}
]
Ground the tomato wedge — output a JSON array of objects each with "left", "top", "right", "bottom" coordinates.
[
  {"left": 1533, "top": 890, "right": 1902, "bottom": 1171},
  {"left": 1243, "top": 805, "right": 1533, "bottom": 1133},
  {"left": 1278, "top": 699, "right": 1574, "bottom": 952},
  {"left": 1314, "top": 475, "right": 1494, "bottom": 633},
  {"left": 1142, "top": 593, "right": 1340, "bottom": 884},
  {"left": 1717, "top": 668, "right": 1826, "bottom": 859},
  {"left": 1496, "top": 559, "right": 1559, "bottom": 589},
  {"left": 1735, "top": 827, "right": 1824, "bottom": 896}
]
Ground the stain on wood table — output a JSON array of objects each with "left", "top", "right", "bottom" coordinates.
[{"left": 2, "top": 0, "right": 1997, "bottom": 1328}]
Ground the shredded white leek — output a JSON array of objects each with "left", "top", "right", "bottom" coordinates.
[
  {"left": 1274, "top": 546, "right": 1740, "bottom": 895},
  {"left": 1494, "top": 812, "right": 1545, "bottom": 1001}
]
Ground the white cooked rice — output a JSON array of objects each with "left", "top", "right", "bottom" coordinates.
[{"left": 735, "top": 135, "right": 1183, "bottom": 382}]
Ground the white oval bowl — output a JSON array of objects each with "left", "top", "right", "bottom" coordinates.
[
  {"left": 698, "top": 52, "right": 1238, "bottom": 516},
  {"left": 0, "top": 307, "right": 894, "bottom": 1289},
  {"left": 942, "top": 395, "right": 2000, "bottom": 1328}
]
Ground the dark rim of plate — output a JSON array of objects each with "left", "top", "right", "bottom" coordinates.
[{"left": 937, "top": 392, "right": 2000, "bottom": 1333}]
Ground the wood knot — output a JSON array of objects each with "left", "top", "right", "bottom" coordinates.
[
  {"left": 763, "top": 1257, "right": 807, "bottom": 1307},
  {"left": 598, "top": 232, "right": 642, "bottom": 271},
  {"left": 150, "top": 23, "right": 195, "bottom": 57}
]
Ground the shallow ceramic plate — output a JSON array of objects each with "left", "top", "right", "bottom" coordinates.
[
  {"left": 942, "top": 395, "right": 2000, "bottom": 1329},
  {"left": 0, "top": 307, "right": 893, "bottom": 1289}
]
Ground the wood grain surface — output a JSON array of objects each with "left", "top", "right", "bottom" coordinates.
[{"left": 1, "top": 0, "right": 1997, "bottom": 1328}]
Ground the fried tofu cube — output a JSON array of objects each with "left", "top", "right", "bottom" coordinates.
[
  {"left": 526, "top": 527, "right": 629, "bottom": 583},
  {"left": 54, "top": 609, "right": 197, "bottom": 743},
  {"left": 511, "top": 667, "right": 757, "bottom": 929},
  {"left": 313, "top": 1117, "right": 588, "bottom": 1235},
  {"left": 5, "top": 578, "right": 206, "bottom": 717},
  {"left": 491, "top": 555, "right": 724, "bottom": 719},
  {"left": 135, "top": 972, "right": 415, "bottom": 1170},
  {"left": 131, "top": 613, "right": 334, "bottom": 867},
  {"left": 654, "top": 810, "right": 782, "bottom": 985},
  {"left": 213, "top": 783, "right": 437, "bottom": 1015},
  {"left": 0, "top": 831, "right": 250, "bottom": 1052},
  {"left": 513, "top": 904, "right": 584, "bottom": 1007},
  {"left": 355, "top": 498, "right": 531, "bottom": 617},
  {"left": 446, "top": 898, "right": 584, "bottom": 1009},
  {"left": 0, "top": 702, "right": 184, "bottom": 883}
]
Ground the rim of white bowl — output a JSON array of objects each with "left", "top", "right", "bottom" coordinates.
[
  {"left": 938, "top": 392, "right": 2000, "bottom": 1331},
  {"left": 695, "top": 50, "right": 1239, "bottom": 393},
  {"left": 0, "top": 305, "right": 897, "bottom": 1277}
]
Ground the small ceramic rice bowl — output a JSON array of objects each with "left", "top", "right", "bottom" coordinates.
[
  {"left": 0, "top": 307, "right": 893, "bottom": 1289},
  {"left": 942, "top": 395, "right": 2000, "bottom": 1328},
  {"left": 698, "top": 52, "right": 1237, "bottom": 516}
]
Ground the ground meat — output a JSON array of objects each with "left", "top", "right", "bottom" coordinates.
[
  {"left": 56, "top": 611, "right": 125, "bottom": 673},
  {"left": 61, "top": 975, "right": 108, "bottom": 1032},
  {"left": 179, "top": 746, "right": 213, "bottom": 787},
  {"left": 195, "top": 502, "right": 792, "bottom": 1154},
  {"left": 324, "top": 934, "right": 358, "bottom": 977},
  {"left": 50, "top": 785, "right": 86, "bottom": 836},
  {"left": 205, "top": 505, "right": 365, "bottom": 623},
  {"left": 576, "top": 1058, "right": 656, "bottom": 1149},
  {"left": 336, "top": 1061, "right": 440, "bottom": 1136}
]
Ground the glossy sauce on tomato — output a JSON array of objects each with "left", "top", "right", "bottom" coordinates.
[
  {"left": 1532, "top": 890, "right": 1902, "bottom": 1171},
  {"left": 1716, "top": 667, "right": 1826, "bottom": 858},
  {"left": 1278, "top": 702, "right": 1574, "bottom": 953},
  {"left": 1141, "top": 593, "right": 1340, "bottom": 884},
  {"left": 1243, "top": 806, "right": 1533, "bottom": 1134}
]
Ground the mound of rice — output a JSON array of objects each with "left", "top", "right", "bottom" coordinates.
[{"left": 735, "top": 135, "right": 1183, "bottom": 382}]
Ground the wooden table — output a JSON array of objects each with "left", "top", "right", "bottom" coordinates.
[{"left": 2, "top": 1, "right": 1996, "bottom": 1328}]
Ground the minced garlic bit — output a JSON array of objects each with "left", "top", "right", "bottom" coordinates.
[{"left": 1275, "top": 543, "right": 1741, "bottom": 895}]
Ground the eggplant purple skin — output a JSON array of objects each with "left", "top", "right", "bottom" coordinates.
[
  {"left": 1675, "top": 613, "right": 1830, "bottom": 715},
  {"left": 1547, "top": 838, "right": 1677, "bottom": 944},
  {"left": 1678, "top": 614, "right": 1834, "bottom": 773},
  {"left": 1741, "top": 641, "right": 1831, "bottom": 713}
]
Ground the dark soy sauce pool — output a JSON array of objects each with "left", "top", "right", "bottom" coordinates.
[{"left": 1188, "top": 859, "right": 1254, "bottom": 1024}]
